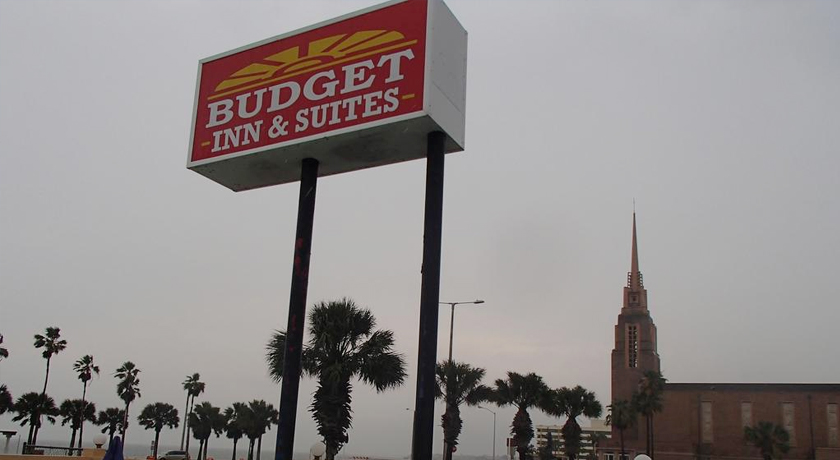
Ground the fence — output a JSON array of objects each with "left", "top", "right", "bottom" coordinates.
[{"left": 21, "top": 444, "right": 84, "bottom": 456}]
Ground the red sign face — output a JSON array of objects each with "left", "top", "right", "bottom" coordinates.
[{"left": 190, "top": 0, "right": 428, "bottom": 164}]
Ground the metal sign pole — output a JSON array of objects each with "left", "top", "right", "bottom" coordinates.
[
  {"left": 275, "top": 158, "right": 320, "bottom": 460},
  {"left": 411, "top": 131, "right": 446, "bottom": 460}
]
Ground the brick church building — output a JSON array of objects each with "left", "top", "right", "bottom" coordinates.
[{"left": 603, "top": 215, "right": 840, "bottom": 460}]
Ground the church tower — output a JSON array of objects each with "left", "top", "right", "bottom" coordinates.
[{"left": 611, "top": 213, "right": 661, "bottom": 407}]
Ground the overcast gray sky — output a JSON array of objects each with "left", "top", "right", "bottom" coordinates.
[{"left": 2, "top": 0, "right": 839, "bottom": 458}]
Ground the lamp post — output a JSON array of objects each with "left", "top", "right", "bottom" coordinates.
[
  {"left": 438, "top": 299, "right": 483, "bottom": 459},
  {"left": 478, "top": 406, "right": 496, "bottom": 460},
  {"left": 439, "top": 300, "right": 484, "bottom": 362}
]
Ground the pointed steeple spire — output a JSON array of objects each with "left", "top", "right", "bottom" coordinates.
[
  {"left": 629, "top": 212, "right": 643, "bottom": 290},
  {"left": 623, "top": 211, "right": 648, "bottom": 310}
]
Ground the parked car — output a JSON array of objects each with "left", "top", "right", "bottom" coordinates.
[{"left": 159, "top": 451, "right": 190, "bottom": 460}]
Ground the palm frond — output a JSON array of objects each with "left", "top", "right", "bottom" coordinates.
[
  {"left": 265, "top": 331, "right": 287, "bottom": 383},
  {"left": 464, "top": 385, "right": 494, "bottom": 406},
  {"left": 358, "top": 331, "right": 406, "bottom": 392},
  {"left": 360, "top": 351, "right": 406, "bottom": 392}
]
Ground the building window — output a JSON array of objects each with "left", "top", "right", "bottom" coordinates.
[
  {"left": 701, "top": 401, "right": 714, "bottom": 443},
  {"left": 781, "top": 402, "right": 796, "bottom": 447},
  {"left": 828, "top": 403, "right": 838, "bottom": 448},
  {"left": 627, "top": 324, "right": 639, "bottom": 368},
  {"left": 605, "top": 454, "right": 614, "bottom": 460},
  {"left": 741, "top": 402, "right": 753, "bottom": 428}
]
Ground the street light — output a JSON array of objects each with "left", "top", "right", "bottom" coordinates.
[
  {"left": 92, "top": 435, "right": 106, "bottom": 450},
  {"left": 310, "top": 441, "right": 326, "bottom": 460},
  {"left": 439, "top": 300, "right": 484, "bottom": 362},
  {"left": 478, "top": 406, "right": 496, "bottom": 460},
  {"left": 439, "top": 299, "right": 483, "bottom": 458}
]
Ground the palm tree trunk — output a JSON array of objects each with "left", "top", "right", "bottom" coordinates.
[
  {"left": 512, "top": 407, "right": 532, "bottom": 460},
  {"left": 33, "top": 421, "right": 41, "bottom": 445},
  {"left": 650, "top": 416, "right": 655, "bottom": 460},
  {"left": 619, "top": 428, "right": 625, "bottom": 460},
  {"left": 78, "top": 382, "right": 88, "bottom": 451},
  {"left": 181, "top": 394, "right": 189, "bottom": 450},
  {"left": 442, "top": 404, "right": 456, "bottom": 460},
  {"left": 70, "top": 427, "right": 78, "bottom": 450},
  {"left": 122, "top": 401, "right": 132, "bottom": 453},
  {"left": 247, "top": 439, "right": 254, "bottom": 460},
  {"left": 326, "top": 439, "right": 339, "bottom": 460},
  {"left": 27, "top": 424, "right": 35, "bottom": 445},
  {"left": 42, "top": 357, "right": 51, "bottom": 395},
  {"left": 108, "top": 430, "right": 114, "bottom": 447},
  {"left": 256, "top": 435, "right": 262, "bottom": 460},
  {"left": 153, "top": 430, "right": 161, "bottom": 458},
  {"left": 124, "top": 402, "right": 131, "bottom": 436},
  {"left": 185, "top": 397, "right": 194, "bottom": 456},
  {"left": 231, "top": 438, "right": 238, "bottom": 460}
]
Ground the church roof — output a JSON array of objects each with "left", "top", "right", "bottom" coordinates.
[{"left": 665, "top": 382, "right": 840, "bottom": 392}]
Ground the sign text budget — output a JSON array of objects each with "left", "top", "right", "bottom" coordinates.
[{"left": 191, "top": 1, "right": 427, "bottom": 164}]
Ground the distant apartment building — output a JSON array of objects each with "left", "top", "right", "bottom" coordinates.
[{"left": 535, "top": 419, "right": 611, "bottom": 460}]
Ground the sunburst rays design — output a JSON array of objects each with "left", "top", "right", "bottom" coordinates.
[{"left": 212, "top": 30, "right": 414, "bottom": 97}]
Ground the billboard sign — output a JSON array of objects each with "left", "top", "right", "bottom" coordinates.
[{"left": 188, "top": 0, "right": 467, "bottom": 191}]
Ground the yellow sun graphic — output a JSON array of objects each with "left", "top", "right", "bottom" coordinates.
[{"left": 210, "top": 30, "right": 416, "bottom": 100}]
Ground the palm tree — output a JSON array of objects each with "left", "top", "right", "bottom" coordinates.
[
  {"left": 491, "top": 372, "right": 551, "bottom": 460},
  {"left": 224, "top": 403, "right": 247, "bottom": 460},
  {"left": 240, "top": 400, "right": 278, "bottom": 460},
  {"left": 435, "top": 360, "right": 493, "bottom": 460},
  {"left": 745, "top": 422, "right": 791, "bottom": 460},
  {"left": 59, "top": 399, "right": 97, "bottom": 451},
  {"left": 606, "top": 400, "right": 636, "bottom": 460},
  {"left": 181, "top": 373, "right": 206, "bottom": 453},
  {"left": 0, "top": 333, "right": 8, "bottom": 361},
  {"left": 544, "top": 386, "right": 603, "bottom": 460},
  {"left": 73, "top": 355, "right": 100, "bottom": 450},
  {"left": 266, "top": 298, "right": 407, "bottom": 460},
  {"left": 12, "top": 392, "right": 59, "bottom": 445},
  {"left": 0, "top": 385, "right": 12, "bottom": 414},
  {"left": 115, "top": 361, "right": 141, "bottom": 447},
  {"left": 538, "top": 430, "right": 556, "bottom": 460},
  {"left": 138, "top": 403, "right": 180, "bottom": 459},
  {"left": 237, "top": 404, "right": 258, "bottom": 460},
  {"left": 632, "top": 371, "right": 667, "bottom": 458},
  {"left": 97, "top": 408, "right": 126, "bottom": 447},
  {"left": 589, "top": 431, "right": 608, "bottom": 460},
  {"left": 33, "top": 327, "right": 67, "bottom": 395},
  {"left": 190, "top": 402, "right": 226, "bottom": 460}
]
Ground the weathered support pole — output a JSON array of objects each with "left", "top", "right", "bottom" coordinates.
[
  {"left": 275, "top": 158, "right": 320, "bottom": 460},
  {"left": 411, "top": 131, "right": 446, "bottom": 460}
]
